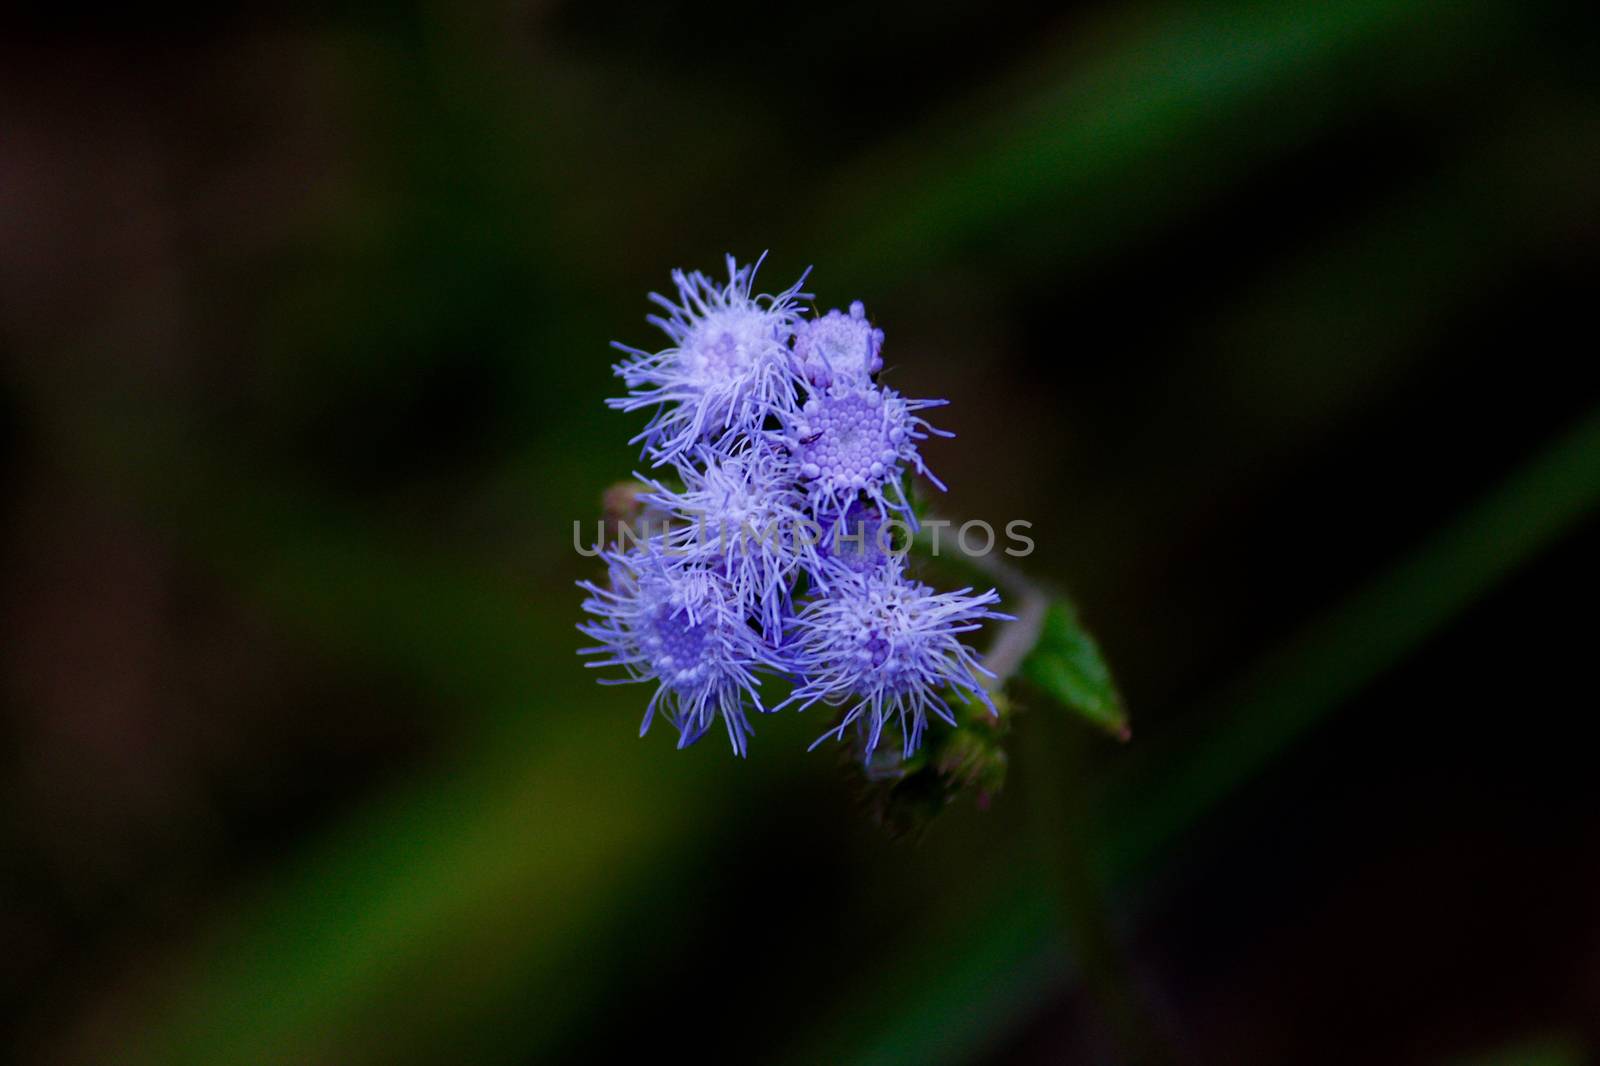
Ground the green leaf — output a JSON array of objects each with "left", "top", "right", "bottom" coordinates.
[{"left": 1021, "top": 601, "right": 1129, "bottom": 741}]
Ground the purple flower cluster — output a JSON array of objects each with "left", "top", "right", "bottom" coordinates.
[{"left": 579, "top": 255, "right": 1006, "bottom": 759}]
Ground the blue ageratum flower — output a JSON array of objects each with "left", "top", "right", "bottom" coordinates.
[
  {"left": 813, "top": 498, "right": 902, "bottom": 582},
  {"left": 578, "top": 547, "right": 777, "bottom": 756},
  {"left": 784, "top": 381, "right": 950, "bottom": 526},
  {"left": 609, "top": 254, "right": 811, "bottom": 465},
  {"left": 793, "top": 301, "right": 885, "bottom": 389},
  {"left": 585, "top": 253, "right": 1006, "bottom": 764},
  {"left": 782, "top": 561, "right": 1008, "bottom": 759},
  {"left": 634, "top": 445, "right": 820, "bottom": 638}
]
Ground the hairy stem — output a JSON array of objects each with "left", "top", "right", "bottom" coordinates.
[{"left": 912, "top": 524, "right": 1049, "bottom": 690}]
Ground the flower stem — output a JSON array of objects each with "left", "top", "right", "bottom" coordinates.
[{"left": 911, "top": 524, "right": 1048, "bottom": 691}]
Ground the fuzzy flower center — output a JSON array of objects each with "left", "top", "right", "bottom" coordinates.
[
  {"left": 819, "top": 502, "right": 895, "bottom": 574},
  {"left": 794, "top": 302, "right": 884, "bottom": 388},
  {"left": 793, "top": 389, "right": 903, "bottom": 490},
  {"left": 860, "top": 631, "right": 891, "bottom": 670},
  {"left": 648, "top": 607, "right": 712, "bottom": 687},
  {"left": 847, "top": 608, "right": 927, "bottom": 693},
  {"left": 686, "top": 309, "right": 781, "bottom": 390}
]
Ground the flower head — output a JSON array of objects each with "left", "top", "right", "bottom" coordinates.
[
  {"left": 782, "top": 561, "right": 1007, "bottom": 759},
  {"left": 609, "top": 254, "right": 810, "bottom": 465},
  {"left": 814, "top": 498, "right": 902, "bottom": 579},
  {"left": 793, "top": 301, "right": 884, "bottom": 389},
  {"left": 578, "top": 547, "right": 777, "bottom": 756},
  {"left": 585, "top": 254, "right": 1007, "bottom": 765},
  {"left": 635, "top": 445, "right": 819, "bottom": 637},
  {"left": 785, "top": 381, "right": 950, "bottom": 525}
]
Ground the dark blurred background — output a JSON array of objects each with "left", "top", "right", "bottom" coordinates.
[{"left": 3, "top": 2, "right": 1599, "bottom": 1063}]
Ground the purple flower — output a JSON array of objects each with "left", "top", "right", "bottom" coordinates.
[
  {"left": 609, "top": 254, "right": 811, "bottom": 465},
  {"left": 781, "top": 562, "right": 1007, "bottom": 759},
  {"left": 634, "top": 445, "right": 820, "bottom": 638},
  {"left": 793, "top": 301, "right": 884, "bottom": 389},
  {"left": 814, "top": 498, "right": 902, "bottom": 579},
  {"left": 784, "top": 381, "right": 950, "bottom": 526},
  {"left": 578, "top": 547, "right": 777, "bottom": 756},
  {"left": 585, "top": 256, "right": 1006, "bottom": 762}
]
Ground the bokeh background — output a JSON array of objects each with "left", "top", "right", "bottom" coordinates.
[{"left": 4, "top": 2, "right": 1599, "bottom": 1063}]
